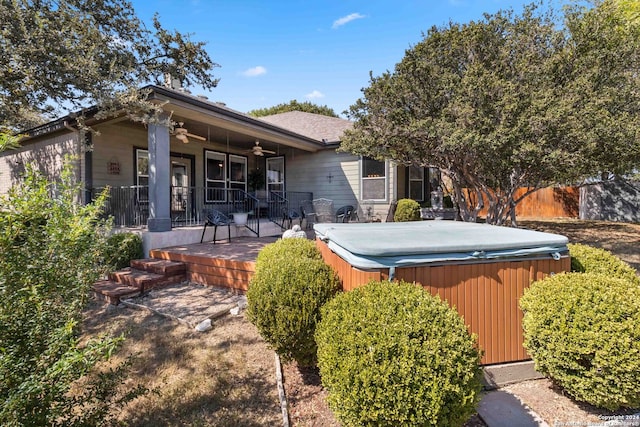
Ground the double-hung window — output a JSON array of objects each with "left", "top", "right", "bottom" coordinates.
[{"left": 361, "top": 157, "right": 387, "bottom": 201}]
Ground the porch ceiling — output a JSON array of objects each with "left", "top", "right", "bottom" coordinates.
[{"left": 148, "top": 86, "right": 324, "bottom": 154}]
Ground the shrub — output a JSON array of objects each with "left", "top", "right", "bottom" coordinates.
[
  {"left": 568, "top": 243, "right": 639, "bottom": 285},
  {"left": 246, "top": 253, "right": 340, "bottom": 366},
  {"left": 316, "top": 281, "right": 482, "bottom": 426},
  {"left": 0, "top": 164, "right": 147, "bottom": 425},
  {"left": 103, "top": 232, "right": 144, "bottom": 271},
  {"left": 394, "top": 198, "right": 421, "bottom": 222},
  {"left": 521, "top": 272, "right": 640, "bottom": 410},
  {"left": 255, "top": 237, "right": 322, "bottom": 267}
]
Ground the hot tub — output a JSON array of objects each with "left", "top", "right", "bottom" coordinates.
[{"left": 314, "top": 221, "right": 570, "bottom": 365}]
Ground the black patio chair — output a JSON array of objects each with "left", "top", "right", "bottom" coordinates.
[
  {"left": 282, "top": 207, "right": 302, "bottom": 229},
  {"left": 335, "top": 205, "right": 357, "bottom": 223},
  {"left": 200, "top": 210, "right": 233, "bottom": 244}
]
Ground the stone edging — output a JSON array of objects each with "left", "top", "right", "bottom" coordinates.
[{"left": 274, "top": 353, "right": 290, "bottom": 427}]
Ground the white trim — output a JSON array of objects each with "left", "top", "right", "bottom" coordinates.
[{"left": 360, "top": 156, "right": 388, "bottom": 202}]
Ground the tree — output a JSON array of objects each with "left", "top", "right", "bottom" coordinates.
[
  {"left": 341, "top": 2, "right": 640, "bottom": 226},
  {"left": 248, "top": 100, "right": 339, "bottom": 117},
  {"left": 0, "top": 163, "right": 147, "bottom": 425},
  {"left": 0, "top": 0, "right": 219, "bottom": 131}
]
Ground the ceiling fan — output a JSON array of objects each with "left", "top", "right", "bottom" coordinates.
[
  {"left": 248, "top": 140, "right": 276, "bottom": 156},
  {"left": 173, "top": 122, "right": 206, "bottom": 143}
]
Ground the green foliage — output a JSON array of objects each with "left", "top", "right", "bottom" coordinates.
[
  {"left": 394, "top": 198, "right": 421, "bottom": 222},
  {"left": 247, "top": 242, "right": 340, "bottom": 366},
  {"left": 341, "top": 3, "right": 640, "bottom": 226},
  {"left": 0, "top": 164, "right": 147, "bottom": 425},
  {"left": 255, "top": 237, "right": 322, "bottom": 268},
  {"left": 316, "top": 281, "right": 482, "bottom": 426},
  {"left": 0, "top": 0, "right": 219, "bottom": 130},
  {"left": 568, "top": 243, "right": 639, "bottom": 285},
  {"left": 521, "top": 272, "right": 640, "bottom": 410},
  {"left": 0, "top": 131, "right": 21, "bottom": 151},
  {"left": 248, "top": 100, "right": 339, "bottom": 117},
  {"left": 103, "top": 232, "right": 144, "bottom": 272}
]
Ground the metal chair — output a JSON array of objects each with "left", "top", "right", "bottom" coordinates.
[
  {"left": 282, "top": 207, "right": 302, "bottom": 229},
  {"left": 300, "top": 200, "right": 317, "bottom": 229},
  {"left": 200, "top": 210, "right": 233, "bottom": 244},
  {"left": 335, "top": 205, "right": 355, "bottom": 223}
]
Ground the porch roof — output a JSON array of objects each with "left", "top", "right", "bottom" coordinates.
[{"left": 19, "top": 85, "right": 329, "bottom": 154}]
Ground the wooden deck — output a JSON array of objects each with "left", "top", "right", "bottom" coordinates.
[{"left": 149, "top": 236, "right": 281, "bottom": 291}]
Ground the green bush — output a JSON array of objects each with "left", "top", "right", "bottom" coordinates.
[
  {"left": 394, "top": 198, "right": 421, "bottom": 222},
  {"left": 316, "top": 281, "right": 482, "bottom": 426},
  {"left": 521, "top": 272, "right": 640, "bottom": 410},
  {"left": 568, "top": 243, "right": 639, "bottom": 285},
  {"left": 247, "top": 253, "right": 340, "bottom": 366},
  {"left": 103, "top": 232, "right": 144, "bottom": 271},
  {"left": 255, "top": 237, "right": 322, "bottom": 268},
  {"left": 0, "top": 164, "right": 147, "bottom": 425}
]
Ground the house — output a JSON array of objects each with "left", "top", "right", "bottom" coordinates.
[{"left": 0, "top": 85, "right": 440, "bottom": 254}]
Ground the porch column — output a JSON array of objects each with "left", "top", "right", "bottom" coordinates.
[{"left": 147, "top": 121, "right": 172, "bottom": 232}]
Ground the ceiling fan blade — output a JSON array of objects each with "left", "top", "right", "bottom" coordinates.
[
  {"left": 186, "top": 132, "right": 206, "bottom": 141},
  {"left": 262, "top": 149, "right": 276, "bottom": 154}
]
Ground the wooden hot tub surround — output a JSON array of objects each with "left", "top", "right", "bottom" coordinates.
[{"left": 316, "top": 238, "right": 570, "bottom": 365}]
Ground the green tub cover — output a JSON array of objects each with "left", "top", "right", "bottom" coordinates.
[{"left": 314, "top": 221, "right": 569, "bottom": 270}]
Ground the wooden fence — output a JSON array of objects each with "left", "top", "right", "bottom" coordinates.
[{"left": 471, "top": 186, "right": 579, "bottom": 219}]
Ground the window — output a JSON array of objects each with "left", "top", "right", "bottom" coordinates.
[
  {"left": 361, "top": 157, "right": 387, "bottom": 201},
  {"left": 205, "top": 150, "right": 226, "bottom": 202},
  {"left": 266, "top": 157, "right": 285, "bottom": 195},
  {"left": 229, "top": 155, "right": 247, "bottom": 191},
  {"left": 409, "top": 166, "right": 424, "bottom": 201},
  {"left": 136, "top": 149, "right": 149, "bottom": 201}
]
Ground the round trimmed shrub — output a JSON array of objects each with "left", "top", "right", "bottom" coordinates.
[
  {"left": 247, "top": 254, "right": 340, "bottom": 366},
  {"left": 521, "top": 272, "right": 640, "bottom": 410},
  {"left": 316, "top": 281, "right": 482, "bottom": 426},
  {"left": 568, "top": 243, "right": 639, "bottom": 285},
  {"left": 103, "top": 232, "right": 143, "bottom": 271},
  {"left": 255, "top": 237, "right": 322, "bottom": 268},
  {"left": 394, "top": 198, "right": 421, "bottom": 222}
]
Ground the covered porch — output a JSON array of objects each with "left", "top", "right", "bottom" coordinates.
[{"left": 86, "top": 86, "right": 324, "bottom": 252}]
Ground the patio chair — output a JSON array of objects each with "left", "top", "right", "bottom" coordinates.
[
  {"left": 335, "top": 205, "right": 355, "bottom": 223},
  {"left": 282, "top": 207, "right": 302, "bottom": 229},
  {"left": 313, "top": 198, "right": 334, "bottom": 223},
  {"left": 300, "top": 200, "right": 317, "bottom": 229},
  {"left": 200, "top": 209, "right": 233, "bottom": 244}
]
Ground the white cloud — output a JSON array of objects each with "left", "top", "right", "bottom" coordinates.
[
  {"left": 332, "top": 13, "right": 365, "bottom": 29},
  {"left": 241, "top": 66, "right": 267, "bottom": 77},
  {"left": 306, "top": 90, "right": 325, "bottom": 99}
]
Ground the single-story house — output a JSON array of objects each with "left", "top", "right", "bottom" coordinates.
[{"left": 0, "top": 85, "right": 441, "bottom": 253}]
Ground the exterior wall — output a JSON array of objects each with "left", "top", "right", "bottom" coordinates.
[
  {"left": 0, "top": 130, "right": 81, "bottom": 195},
  {"left": 91, "top": 121, "right": 260, "bottom": 190},
  {"left": 316, "top": 238, "right": 571, "bottom": 365},
  {"left": 580, "top": 181, "right": 640, "bottom": 223},
  {"left": 286, "top": 149, "right": 397, "bottom": 221}
]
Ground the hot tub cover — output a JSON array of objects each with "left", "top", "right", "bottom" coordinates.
[{"left": 314, "top": 221, "right": 569, "bottom": 270}]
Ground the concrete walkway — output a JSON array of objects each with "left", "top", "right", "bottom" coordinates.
[{"left": 478, "top": 390, "right": 549, "bottom": 427}]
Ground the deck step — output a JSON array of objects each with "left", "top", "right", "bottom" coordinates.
[
  {"left": 130, "top": 258, "right": 186, "bottom": 275},
  {"left": 92, "top": 279, "right": 141, "bottom": 305},
  {"left": 109, "top": 268, "right": 186, "bottom": 291}
]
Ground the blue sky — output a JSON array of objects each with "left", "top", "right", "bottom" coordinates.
[{"left": 133, "top": 0, "right": 545, "bottom": 115}]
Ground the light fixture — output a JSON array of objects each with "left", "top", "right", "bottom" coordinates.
[{"left": 176, "top": 133, "right": 188, "bottom": 143}]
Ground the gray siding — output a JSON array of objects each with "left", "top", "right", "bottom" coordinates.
[
  {"left": 0, "top": 131, "right": 81, "bottom": 195},
  {"left": 286, "top": 149, "right": 397, "bottom": 221}
]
